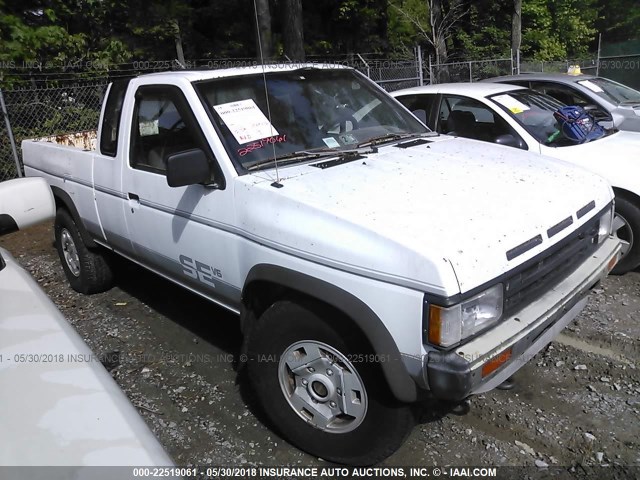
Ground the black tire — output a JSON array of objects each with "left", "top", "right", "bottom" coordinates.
[
  {"left": 54, "top": 208, "right": 113, "bottom": 294},
  {"left": 246, "top": 300, "right": 414, "bottom": 465},
  {"left": 611, "top": 195, "right": 640, "bottom": 275}
]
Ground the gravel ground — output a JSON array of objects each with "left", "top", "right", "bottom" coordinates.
[{"left": 2, "top": 224, "right": 639, "bottom": 476}]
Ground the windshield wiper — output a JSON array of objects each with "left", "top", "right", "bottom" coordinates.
[
  {"left": 356, "top": 131, "right": 436, "bottom": 148},
  {"left": 245, "top": 148, "right": 374, "bottom": 171}
]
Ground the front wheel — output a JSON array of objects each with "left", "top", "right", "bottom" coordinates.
[
  {"left": 246, "top": 300, "right": 414, "bottom": 465},
  {"left": 611, "top": 196, "right": 640, "bottom": 275}
]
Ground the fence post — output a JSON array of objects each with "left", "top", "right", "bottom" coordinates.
[
  {"left": 428, "top": 55, "right": 434, "bottom": 84},
  {"left": 596, "top": 33, "right": 602, "bottom": 76},
  {"left": 0, "top": 88, "right": 22, "bottom": 178},
  {"left": 469, "top": 61, "right": 473, "bottom": 82},
  {"left": 416, "top": 45, "right": 424, "bottom": 86}
]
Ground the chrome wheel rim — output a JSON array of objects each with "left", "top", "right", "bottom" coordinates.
[
  {"left": 61, "top": 229, "right": 81, "bottom": 277},
  {"left": 278, "top": 340, "right": 368, "bottom": 434},
  {"left": 613, "top": 213, "right": 633, "bottom": 258}
]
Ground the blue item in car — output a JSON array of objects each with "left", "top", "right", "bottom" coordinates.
[{"left": 553, "top": 106, "right": 605, "bottom": 143}]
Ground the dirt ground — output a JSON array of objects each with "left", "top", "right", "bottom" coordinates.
[{"left": 2, "top": 223, "right": 639, "bottom": 475}]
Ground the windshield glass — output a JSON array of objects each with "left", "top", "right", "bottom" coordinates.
[
  {"left": 489, "top": 90, "right": 596, "bottom": 147},
  {"left": 195, "top": 68, "right": 428, "bottom": 170},
  {"left": 578, "top": 78, "right": 640, "bottom": 105}
]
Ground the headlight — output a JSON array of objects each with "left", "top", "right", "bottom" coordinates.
[
  {"left": 426, "top": 284, "right": 504, "bottom": 347},
  {"left": 598, "top": 204, "right": 615, "bottom": 244}
]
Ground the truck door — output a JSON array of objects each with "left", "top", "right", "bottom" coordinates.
[{"left": 122, "top": 84, "right": 241, "bottom": 310}]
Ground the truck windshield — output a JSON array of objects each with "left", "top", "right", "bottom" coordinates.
[{"left": 195, "top": 68, "right": 428, "bottom": 171}]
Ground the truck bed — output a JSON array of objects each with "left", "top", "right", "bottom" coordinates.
[
  {"left": 22, "top": 130, "right": 103, "bottom": 245},
  {"left": 27, "top": 130, "right": 98, "bottom": 151}
]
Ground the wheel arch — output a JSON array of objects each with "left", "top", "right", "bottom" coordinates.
[
  {"left": 612, "top": 186, "right": 640, "bottom": 206},
  {"left": 51, "top": 186, "right": 97, "bottom": 248},
  {"left": 241, "top": 264, "right": 418, "bottom": 403}
]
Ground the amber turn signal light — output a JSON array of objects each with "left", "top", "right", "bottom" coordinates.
[{"left": 481, "top": 347, "right": 513, "bottom": 378}]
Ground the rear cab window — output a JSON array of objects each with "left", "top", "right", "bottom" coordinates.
[{"left": 100, "top": 79, "right": 130, "bottom": 157}]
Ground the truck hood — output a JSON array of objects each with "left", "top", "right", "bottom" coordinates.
[{"left": 235, "top": 136, "right": 612, "bottom": 296}]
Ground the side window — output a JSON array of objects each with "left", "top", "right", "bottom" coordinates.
[
  {"left": 439, "top": 95, "right": 523, "bottom": 146},
  {"left": 130, "top": 86, "right": 204, "bottom": 174},
  {"left": 395, "top": 94, "right": 437, "bottom": 126},
  {"left": 100, "top": 79, "right": 130, "bottom": 157},
  {"left": 531, "top": 82, "right": 612, "bottom": 121}
]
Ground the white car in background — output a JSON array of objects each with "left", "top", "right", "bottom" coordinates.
[
  {"left": 0, "top": 177, "right": 174, "bottom": 472},
  {"left": 391, "top": 83, "right": 640, "bottom": 274}
]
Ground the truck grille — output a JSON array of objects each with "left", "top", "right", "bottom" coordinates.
[{"left": 503, "top": 217, "right": 600, "bottom": 316}]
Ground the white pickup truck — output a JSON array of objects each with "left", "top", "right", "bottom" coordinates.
[{"left": 23, "top": 65, "right": 621, "bottom": 465}]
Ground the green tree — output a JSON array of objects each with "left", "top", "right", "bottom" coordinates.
[
  {"left": 0, "top": 1, "right": 86, "bottom": 66},
  {"left": 595, "top": 0, "right": 640, "bottom": 43},
  {"left": 521, "top": 0, "right": 598, "bottom": 60},
  {"left": 453, "top": 0, "right": 511, "bottom": 59}
]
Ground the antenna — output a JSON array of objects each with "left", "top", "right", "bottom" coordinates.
[{"left": 253, "top": 0, "right": 281, "bottom": 186}]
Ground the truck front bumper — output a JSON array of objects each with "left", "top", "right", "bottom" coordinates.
[{"left": 424, "top": 235, "right": 621, "bottom": 401}]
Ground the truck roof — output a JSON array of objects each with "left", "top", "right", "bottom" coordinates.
[{"left": 141, "top": 63, "right": 351, "bottom": 82}]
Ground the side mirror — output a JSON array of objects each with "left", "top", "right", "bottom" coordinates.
[
  {"left": 0, "top": 177, "right": 55, "bottom": 236},
  {"left": 494, "top": 134, "right": 526, "bottom": 150},
  {"left": 166, "top": 149, "right": 211, "bottom": 188}
]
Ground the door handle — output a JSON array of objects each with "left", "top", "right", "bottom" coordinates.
[{"left": 128, "top": 192, "right": 140, "bottom": 213}]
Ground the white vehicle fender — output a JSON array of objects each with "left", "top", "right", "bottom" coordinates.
[
  {"left": 241, "top": 263, "right": 419, "bottom": 403},
  {"left": 0, "top": 177, "right": 55, "bottom": 236}
]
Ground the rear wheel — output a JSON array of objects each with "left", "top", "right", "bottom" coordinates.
[
  {"left": 611, "top": 195, "right": 640, "bottom": 275},
  {"left": 246, "top": 300, "right": 414, "bottom": 465},
  {"left": 54, "top": 208, "right": 113, "bottom": 293}
]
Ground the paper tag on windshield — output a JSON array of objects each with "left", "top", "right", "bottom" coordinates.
[
  {"left": 578, "top": 80, "right": 605, "bottom": 93},
  {"left": 322, "top": 137, "right": 340, "bottom": 148},
  {"left": 492, "top": 94, "right": 530, "bottom": 114},
  {"left": 139, "top": 119, "right": 159, "bottom": 137},
  {"left": 213, "top": 99, "right": 279, "bottom": 145}
]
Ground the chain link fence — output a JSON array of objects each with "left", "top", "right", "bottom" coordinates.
[
  {"left": 0, "top": 83, "right": 107, "bottom": 182},
  {"left": 0, "top": 90, "right": 21, "bottom": 181},
  {"left": 429, "top": 58, "right": 514, "bottom": 84},
  {"left": 519, "top": 58, "right": 598, "bottom": 75}
]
